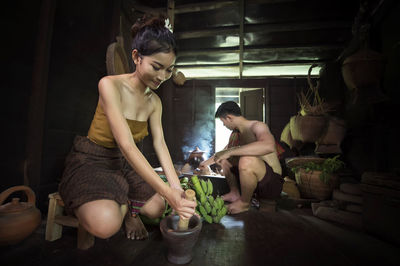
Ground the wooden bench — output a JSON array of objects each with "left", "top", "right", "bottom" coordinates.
[{"left": 45, "top": 192, "right": 94, "bottom": 250}]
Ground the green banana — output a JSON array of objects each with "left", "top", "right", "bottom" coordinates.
[
  {"left": 204, "top": 201, "right": 212, "bottom": 214},
  {"left": 213, "top": 216, "right": 221, "bottom": 223},
  {"left": 216, "top": 196, "right": 224, "bottom": 210},
  {"left": 212, "top": 198, "right": 220, "bottom": 210},
  {"left": 208, "top": 195, "right": 214, "bottom": 205},
  {"left": 216, "top": 205, "right": 227, "bottom": 222},
  {"left": 199, "top": 205, "right": 207, "bottom": 217},
  {"left": 200, "top": 193, "right": 207, "bottom": 205},
  {"left": 191, "top": 175, "right": 205, "bottom": 197},
  {"left": 207, "top": 179, "right": 213, "bottom": 195},
  {"left": 201, "top": 179, "right": 208, "bottom": 195},
  {"left": 204, "top": 214, "right": 212, "bottom": 223},
  {"left": 211, "top": 206, "right": 217, "bottom": 216}
]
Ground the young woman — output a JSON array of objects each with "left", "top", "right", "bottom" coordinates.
[{"left": 59, "top": 15, "right": 196, "bottom": 240}]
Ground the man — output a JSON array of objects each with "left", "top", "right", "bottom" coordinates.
[{"left": 199, "top": 101, "right": 283, "bottom": 214}]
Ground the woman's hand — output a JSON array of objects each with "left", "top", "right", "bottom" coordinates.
[{"left": 165, "top": 187, "right": 197, "bottom": 219}]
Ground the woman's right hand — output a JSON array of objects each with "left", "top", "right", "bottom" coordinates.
[{"left": 165, "top": 187, "right": 197, "bottom": 219}]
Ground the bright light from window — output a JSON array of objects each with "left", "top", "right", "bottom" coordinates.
[
  {"left": 215, "top": 105, "right": 232, "bottom": 152},
  {"left": 179, "top": 64, "right": 321, "bottom": 78}
]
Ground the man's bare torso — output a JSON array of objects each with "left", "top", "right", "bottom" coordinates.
[{"left": 239, "top": 121, "right": 282, "bottom": 175}]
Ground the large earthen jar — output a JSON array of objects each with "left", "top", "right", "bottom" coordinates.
[{"left": 0, "top": 185, "right": 41, "bottom": 245}]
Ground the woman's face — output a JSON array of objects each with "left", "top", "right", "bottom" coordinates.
[{"left": 133, "top": 50, "right": 176, "bottom": 90}]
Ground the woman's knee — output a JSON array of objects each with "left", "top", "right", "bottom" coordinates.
[{"left": 75, "top": 200, "right": 123, "bottom": 239}]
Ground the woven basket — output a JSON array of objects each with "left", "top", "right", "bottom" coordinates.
[
  {"left": 285, "top": 156, "right": 325, "bottom": 168},
  {"left": 285, "top": 156, "right": 325, "bottom": 181},
  {"left": 295, "top": 168, "right": 339, "bottom": 200}
]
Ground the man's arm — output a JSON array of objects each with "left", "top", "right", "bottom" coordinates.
[{"left": 214, "top": 122, "right": 276, "bottom": 162}]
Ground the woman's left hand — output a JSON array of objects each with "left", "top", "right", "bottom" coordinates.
[{"left": 165, "top": 187, "right": 196, "bottom": 219}]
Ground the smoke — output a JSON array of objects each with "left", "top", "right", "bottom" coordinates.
[{"left": 181, "top": 117, "right": 215, "bottom": 161}]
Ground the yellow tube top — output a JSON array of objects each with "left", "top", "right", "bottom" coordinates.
[{"left": 87, "top": 104, "right": 149, "bottom": 148}]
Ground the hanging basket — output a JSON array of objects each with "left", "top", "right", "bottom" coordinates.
[
  {"left": 290, "top": 115, "right": 327, "bottom": 143},
  {"left": 295, "top": 168, "right": 339, "bottom": 200},
  {"left": 342, "top": 47, "right": 384, "bottom": 91}
]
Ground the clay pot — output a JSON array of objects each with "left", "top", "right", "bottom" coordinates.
[
  {"left": 188, "top": 147, "right": 205, "bottom": 169},
  {"left": 0, "top": 186, "right": 41, "bottom": 246},
  {"left": 295, "top": 169, "right": 339, "bottom": 200},
  {"left": 160, "top": 215, "right": 202, "bottom": 264}
]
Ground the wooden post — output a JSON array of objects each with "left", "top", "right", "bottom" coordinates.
[
  {"left": 178, "top": 189, "right": 196, "bottom": 230},
  {"left": 25, "top": 0, "right": 56, "bottom": 188}
]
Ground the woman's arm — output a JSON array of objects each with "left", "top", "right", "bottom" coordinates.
[
  {"left": 148, "top": 94, "right": 181, "bottom": 190},
  {"left": 98, "top": 77, "right": 195, "bottom": 218}
]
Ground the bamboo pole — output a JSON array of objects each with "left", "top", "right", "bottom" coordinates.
[{"left": 177, "top": 189, "right": 196, "bottom": 230}]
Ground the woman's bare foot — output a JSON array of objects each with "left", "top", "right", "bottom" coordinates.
[
  {"left": 221, "top": 190, "right": 240, "bottom": 203},
  {"left": 227, "top": 199, "right": 250, "bottom": 214},
  {"left": 124, "top": 214, "right": 148, "bottom": 240}
]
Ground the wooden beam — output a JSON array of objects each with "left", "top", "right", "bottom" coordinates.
[
  {"left": 239, "top": 0, "right": 244, "bottom": 79},
  {"left": 175, "top": 60, "right": 327, "bottom": 68},
  {"left": 167, "top": 0, "right": 174, "bottom": 31},
  {"left": 178, "top": 47, "right": 240, "bottom": 57},
  {"left": 177, "top": 44, "right": 343, "bottom": 57},
  {"left": 245, "top": 21, "right": 352, "bottom": 33},
  {"left": 175, "top": 26, "right": 239, "bottom": 39},
  {"left": 247, "top": 0, "right": 296, "bottom": 3},
  {"left": 175, "top": 21, "right": 351, "bottom": 39},
  {"left": 174, "top": 1, "right": 236, "bottom": 14},
  {"left": 131, "top": 4, "right": 166, "bottom": 16}
]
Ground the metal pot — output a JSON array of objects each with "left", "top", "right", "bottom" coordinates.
[{"left": 0, "top": 185, "right": 41, "bottom": 245}]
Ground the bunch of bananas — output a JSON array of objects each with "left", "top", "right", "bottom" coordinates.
[{"left": 190, "top": 175, "right": 227, "bottom": 223}]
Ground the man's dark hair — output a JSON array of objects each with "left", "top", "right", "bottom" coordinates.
[{"left": 215, "top": 101, "right": 242, "bottom": 118}]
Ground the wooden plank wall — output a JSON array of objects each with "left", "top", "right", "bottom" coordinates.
[
  {"left": 145, "top": 78, "right": 306, "bottom": 167},
  {"left": 35, "top": 0, "right": 119, "bottom": 211}
]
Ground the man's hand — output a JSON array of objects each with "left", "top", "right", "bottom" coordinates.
[{"left": 214, "top": 149, "right": 232, "bottom": 163}]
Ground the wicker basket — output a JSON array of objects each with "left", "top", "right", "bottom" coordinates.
[
  {"left": 285, "top": 156, "right": 325, "bottom": 168},
  {"left": 295, "top": 168, "right": 339, "bottom": 200}
]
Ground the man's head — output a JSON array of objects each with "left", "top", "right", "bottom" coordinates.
[
  {"left": 215, "top": 101, "right": 242, "bottom": 130},
  {"left": 215, "top": 101, "right": 242, "bottom": 118}
]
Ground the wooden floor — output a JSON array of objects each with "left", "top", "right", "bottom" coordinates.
[{"left": 1, "top": 205, "right": 399, "bottom": 266}]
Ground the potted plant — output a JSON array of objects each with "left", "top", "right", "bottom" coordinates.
[
  {"left": 290, "top": 155, "right": 345, "bottom": 200},
  {"left": 290, "top": 64, "right": 332, "bottom": 143}
]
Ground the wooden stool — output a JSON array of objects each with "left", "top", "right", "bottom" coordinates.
[{"left": 45, "top": 192, "right": 94, "bottom": 250}]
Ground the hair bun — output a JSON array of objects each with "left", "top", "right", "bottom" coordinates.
[{"left": 131, "top": 14, "right": 167, "bottom": 39}]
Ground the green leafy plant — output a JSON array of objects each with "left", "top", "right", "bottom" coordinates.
[{"left": 291, "top": 155, "right": 345, "bottom": 184}]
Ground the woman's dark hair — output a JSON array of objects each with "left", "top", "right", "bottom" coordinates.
[
  {"left": 215, "top": 101, "right": 242, "bottom": 118},
  {"left": 131, "top": 14, "right": 177, "bottom": 56}
]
